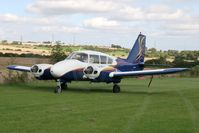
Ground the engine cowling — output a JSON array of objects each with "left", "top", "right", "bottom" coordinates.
[
  {"left": 31, "top": 64, "right": 52, "bottom": 78},
  {"left": 83, "top": 66, "right": 100, "bottom": 79}
]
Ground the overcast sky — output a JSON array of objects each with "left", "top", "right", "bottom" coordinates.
[{"left": 0, "top": 0, "right": 199, "bottom": 50}]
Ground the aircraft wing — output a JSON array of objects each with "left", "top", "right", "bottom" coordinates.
[
  {"left": 7, "top": 65, "right": 31, "bottom": 72},
  {"left": 109, "top": 68, "right": 189, "bottom": 78}
]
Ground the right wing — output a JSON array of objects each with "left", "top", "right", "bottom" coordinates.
[
  {"left": 109, "top": 68, "right": 189, "bottom": 78},
  {"left": 7, "top": 65, "right": 31, "bottom": 72}
]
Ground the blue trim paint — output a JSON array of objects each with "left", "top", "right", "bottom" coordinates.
[{"left": 37, "top": 68, "right": 54, "bottom": 80}]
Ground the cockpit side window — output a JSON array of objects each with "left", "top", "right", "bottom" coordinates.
[
  {"left": 90, "top": 55, "right": 100, "bottom": 64},
  {"left": 69, "top": 53, "right": 88, "bottom": 63},
  {"left": 108, "top": 57, "right": 113, "bottom": 64},
  {"left": 100, "top": 56, "right": 107, "bottom": 64}
]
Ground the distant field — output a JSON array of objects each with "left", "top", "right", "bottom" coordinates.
[
  {"left": 0, "top": 57, "right": 50, "bottom": 70},
  {"left": 0, "top": 44, "right": 50, "bottom": 55},
  {"left": 0, "top": 43, "right": 130, "bottom": 57},
  {"left": 0, "top": 78, "right": 199, "bottom": 133}
]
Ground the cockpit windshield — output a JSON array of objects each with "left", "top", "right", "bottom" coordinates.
[{"left": 67, "top": 53, "right": 88, "bottom": 63}]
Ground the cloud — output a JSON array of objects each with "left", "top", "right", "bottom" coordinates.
[
  {"left": 0, "top": 14, "right": 21, "bottom": 23},
  {"left": 26, "top": 0, "right": 191, "bottom": 23},
  {"left": 168, "top": 24, "right": 199, "bottom": 31},
  {"left": 0, "top": 13, "right": 50, "bottom": 25},
  {"left": 1, "top": 0, "right": 199, "bottom": 50},
  {"left": 84, "top": 17, "right": 120, "bottom": 29},
  {"left": 117, "top": 5, "right": 190, "bottom": 22},
  {"left": 26, "top": 0, "right": 122, "bottom": 15},
  {"left": 36, "top": 26, "right": 83, "bottom": 33}
]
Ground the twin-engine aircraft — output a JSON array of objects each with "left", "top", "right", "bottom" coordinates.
[{"left": 7, "top": 33, "right": 189, "bottom": 93}]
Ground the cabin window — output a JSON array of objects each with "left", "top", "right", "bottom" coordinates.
[
  {"left": 108, "top": 57, "right": 113, "bottom": 64},
  {"left": 100, "top": 56, "right": 107, "bottom": 64},
  {"left": 90, "top": 55, "right": 99, "bottom": 64},
  {"left": 70, "top": 53, "right": 88, "bottom": 63}
]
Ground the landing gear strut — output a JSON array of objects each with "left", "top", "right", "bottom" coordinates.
[
  {"left": 113, "top": 84, "right": 120, "bottom": 93},
  {"left": 54, "top": 79, "right": 67, "bottom": 93},
  {"left": 61, "top": 83, "right": 68, "bottom": 90}
]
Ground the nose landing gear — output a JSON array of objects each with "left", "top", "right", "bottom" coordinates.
[{"left": 54, "top": 79, "right": 68, "bottom": 94}]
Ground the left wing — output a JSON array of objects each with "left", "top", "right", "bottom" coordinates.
[
  {"left": 109, "top": 68, "right": 189, "bottom": 78},
  {"left": 7, "top": 65, "right": 31, "bottom": 72}
]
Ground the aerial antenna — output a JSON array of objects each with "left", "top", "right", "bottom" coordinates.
[
  {"left": 78, "top": 47, "right": 82, "bottom": 51},
  {"left": 154, "top": 41, "right": 157, "bottom": 49},
  {"left": 20, "top": 35, "right": 23, "bottom": 45},
  {"left": 73, "top": 34, "right": 76, "bottom": 45},
  {"left": 51, "top": 34, "right": 54, "bottom": 45}
]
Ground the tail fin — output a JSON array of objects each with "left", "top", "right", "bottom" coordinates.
[{"left": 126, "top": 33, "right": 146, "bottom": 64}]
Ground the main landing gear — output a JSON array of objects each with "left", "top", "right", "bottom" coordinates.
[
  {"left": 54, "top": 79, "right": 68, "bottom": 94},
  {"left": 113, "top": 84, "right": 120, "bottom": 93}
]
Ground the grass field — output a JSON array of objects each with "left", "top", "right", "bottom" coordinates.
[{"left": 0, "top": 78, "right": 199, "bottom": 133}]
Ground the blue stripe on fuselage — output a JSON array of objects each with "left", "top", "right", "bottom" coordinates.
[{"left": 55, "top": 58, "right": 143, "bottom": 83}]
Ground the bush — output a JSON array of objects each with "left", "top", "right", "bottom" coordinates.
[
  {"left": 3, "top": 71, "right": 30, "bottom": 84},
  {"left": 190, "top": 66, "right": 199, "bottom": 77},
  {"left": 50, "top": 44, "right": 66, "bottom": 63},
  {"left": 2, "top": 58, "right": 31, "bottom": 84}
]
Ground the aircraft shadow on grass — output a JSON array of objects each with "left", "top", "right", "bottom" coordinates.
[{"left": 23, "top": 84, "right": 172, "bottom": 95}]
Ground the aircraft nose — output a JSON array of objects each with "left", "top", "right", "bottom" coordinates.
[
  {"left": 50, "top": 66, "right": 59, "bottom": 78},
  {"left": 50, "top": 63, "right": 64, "bottom": 78}
]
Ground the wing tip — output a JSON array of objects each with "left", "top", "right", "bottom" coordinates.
[{"left": 6, "top": 65, "right": 31, "bottom": 72}]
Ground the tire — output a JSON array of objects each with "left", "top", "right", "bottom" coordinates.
[
  {"left": 54, "top": 87, "right": 62, "bottom": 93},
  {"left": 113, "top": 85, "right": 120, "bottom": 93}
]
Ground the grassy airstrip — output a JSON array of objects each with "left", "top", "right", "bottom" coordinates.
[{"left": 0, "top": 78, "right": 199, "bottom": 133}]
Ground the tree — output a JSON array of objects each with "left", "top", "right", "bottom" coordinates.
[
  {"left": 11, "top": 41, "right": 19, "bottom": 45},
  {"left": 50, "top": 44, "right": 66, "bottom": 63},
  {"left": 148, "top": 48, "right": 157, "bottom": 53},
  {"left": 145, "top": 56, "right": 169, "bottom": 65},
  {"left": 111, "top": 44, "right": 121, "bottom": 48},
  {"left": 2, "top": 40, "right": 8, "bottom": 44}
]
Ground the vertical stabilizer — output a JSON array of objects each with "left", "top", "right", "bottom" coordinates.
[{"left": 126, "top": 33, "right": 146, "bottom": 64}]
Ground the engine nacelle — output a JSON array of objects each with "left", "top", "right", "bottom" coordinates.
[
  {"left": 31, "top": 64, "right": 52, "bottom": 78},
  {"left": 83, "top": 66, "right": 100, "bottom": 79}
]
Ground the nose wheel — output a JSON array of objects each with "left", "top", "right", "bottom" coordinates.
[
  {"left": 54, "top": 86, "right": 62, "bottom": 93},
  {"left": 113, "top": 84, "right": 120, "bottom": 93},
  {"left": 54, "top": 79, "right": 67, "bottom": 94}
]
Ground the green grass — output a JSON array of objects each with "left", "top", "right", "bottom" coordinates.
[{"left": 0, "top": 78, "right": 199, "bottom": 133}]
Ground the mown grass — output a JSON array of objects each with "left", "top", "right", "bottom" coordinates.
[{"left": 0, "top": 78, "right": 199, "bottom": 133}]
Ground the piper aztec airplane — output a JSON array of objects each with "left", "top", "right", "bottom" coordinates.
[{"left": 7, "top": 33, "right": 189, "bottom": 93}]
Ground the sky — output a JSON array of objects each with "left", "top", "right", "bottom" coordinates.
[{"left": 0, "top": 0, "right": 199, "bottom": 50}]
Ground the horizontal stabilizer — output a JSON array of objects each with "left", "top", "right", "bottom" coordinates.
[
  {"left": 7, "top": 65, "right": 31, "bottom": 72},
  {"left": 109, "top": 68, "right": 189, "bottom": 78}
]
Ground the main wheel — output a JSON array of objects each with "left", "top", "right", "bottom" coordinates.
[
  {"left": 113, "top": 85, "right": 120, "bottom": 93},
  {"left": 54, "top": 86, "right": 62, "bottom": 93}
]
